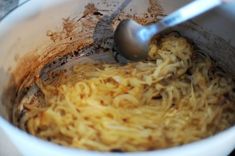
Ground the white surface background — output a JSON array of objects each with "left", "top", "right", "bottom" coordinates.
[
  {"left": 0, "top": 2, "right": 26, "bottom": 156},
  {"left": 0, "top": 128, "right": 21, "bottom": 156}
]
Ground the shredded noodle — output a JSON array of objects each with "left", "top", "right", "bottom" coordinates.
[{"left": 14, "top": 33, "right": 235, "bottom": 152}]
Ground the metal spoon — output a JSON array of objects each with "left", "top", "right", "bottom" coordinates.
[{"left": 114, "top": 0, "right": 227, "bottom": 61}]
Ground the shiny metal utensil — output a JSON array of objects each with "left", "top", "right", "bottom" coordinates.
[{"left": 114, "top": 0, "right": 227, "bottom": 61}]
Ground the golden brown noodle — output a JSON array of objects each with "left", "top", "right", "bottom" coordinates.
[{"left": 15, "top": 34, "right": 235, "bottom": 152}]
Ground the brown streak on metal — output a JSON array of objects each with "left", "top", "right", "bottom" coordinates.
[
  {"left": 148, "top": 0, "right": 165, "bottom": 19},
  {"left": 10, "top": 1, "right": 164, "bottom": 86},
  {"left": 8, "top": 2, "right": 165, "bottom": 120}
]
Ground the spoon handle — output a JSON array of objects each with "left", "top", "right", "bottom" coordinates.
[{"left": 158, "top": 0, "right": 224, "bottom": 29}]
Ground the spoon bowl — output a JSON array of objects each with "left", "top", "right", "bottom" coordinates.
[
  {"left": 114, "top": 19, "right": 151, "bottom": 61},
  {"left": 114, "top": 0, "right": 226, "bottom": 61}
]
